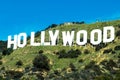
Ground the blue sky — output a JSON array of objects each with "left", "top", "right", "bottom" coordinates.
[{"left": 0, "top": 0, "right": 120, "bottom": 40}]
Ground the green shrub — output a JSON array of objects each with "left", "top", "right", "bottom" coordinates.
[
  {"left": 0, "top": 61, "right": 2, "bottom": 65},
  {"left": 84, "top": 49, "right": 90, "bottom": 54},
  {"left": 84, "top": 61, "right": 96, "bottom": 69},
  {"left": 118, "top": 55, "right": 120, "bottom": 58},
  {"left": 16, "top": 60, "right": 23, "bottom": 67},
  {"left": 116, "top": 30, "right": 120, "bottom": 37},
  {"left": 111, "top": 51, "right": 116, "bottom": 54},
  {"left": 0, "top": 66, "right": 5, "bottom": 70},
  {"left": 103, "top": 48, "right": 112, "bottom": 54},
  {"left": 58, "top": 49, "right": 67, "bottom": 58},
  {"left": 114, "top": 45, "right": 120, "bottom": 51},
  {"left": 0, "top": 76, "right": 4, "bottom": 80},
  {"left": 5, "top": 70, "right": 23, "bottom": 79},
  {"left": 39, "top": 50, "right": 44, "bottom": 54},
  {"left": 36, "top": 73, "right": 44, "bottom": 80},
  {"left": 0, "top": 55, "right": 2, "bottom": 60},
  {"left": 2, "top": 48, "right": 13, "bottom": 55},
  {"left": 33, "top": 54, "right": 50, "bottom": 71},
  {"left": 78, "top": 59, "right": 83, "bottom": 63},
  {"left": 54, "top": 70, "right": 60, "bottom": 75},
  {"left": 58, "top": 49, "right": 81, "bottom": 58},
  {"left": 102, "top": 59, "right": 117, "bottom": 71},
  {"left": 69, "top": 63, "right": 76, "bottom": 71},
  {"left": 95, "top": 43, "right": 107, "bottom": 51},
  {"left": 100, "top": 60, "right": 108, "bottom": 66}
]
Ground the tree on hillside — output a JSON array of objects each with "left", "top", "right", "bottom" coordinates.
[
  {"left": 45, "top": 24, "right": 58, "bottom": 30},
  {"left": 2, "top": 48, "right": 13, "bottom": 55},
  {"left": 33, "top": 54, "right": 50, "bottom": 71}
]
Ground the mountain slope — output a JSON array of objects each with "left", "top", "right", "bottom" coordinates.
[{"left": 0, "top": 20, "right": 120, "bottom": 80}]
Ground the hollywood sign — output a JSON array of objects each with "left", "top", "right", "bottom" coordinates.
[{"left": 7, "top": 26, "right": 115, "bottom": 49}]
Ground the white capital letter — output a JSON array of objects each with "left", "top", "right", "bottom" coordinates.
[
  {"left": 41, "top": 31, "right": 50, "bottom": 46},
  {"left": 103, "top": 26, "right": 115, "bottom": 43},
  {"left": 7, "top": 35, "right": 17, "bottom": 49},
  {"left": 90, "top": 29, "right": 102, "bottom": 45},
  {"left": 31, "top": 32, "right": 40, "bottom": 46},
  {"left": 17, "top": 33, "right": 27, "bottom": 48},
  {"left": 76, "top": 30, "right": 87, "bottom": 45},
  {"left": 49, "top": 30, "right": 59, "bottom": 45},
  {"left": 62, "top": 31, "right": 74, "bottom": 46}
]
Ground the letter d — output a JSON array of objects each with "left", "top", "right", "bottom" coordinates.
[{"left": 103, "top": 26, "right": 115, "bottom": 43}]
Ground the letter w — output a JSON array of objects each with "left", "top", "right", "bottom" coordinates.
[{"left": 62, "top": 31, "right": 74, "bottom": 46}]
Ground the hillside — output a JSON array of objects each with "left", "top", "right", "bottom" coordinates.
[
  {"left": 0, "top": 41, "right": 7, "bottom": 53},
  {"left": 0, "top": 20, "right": 120, "bottom": 80}
]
